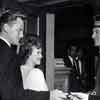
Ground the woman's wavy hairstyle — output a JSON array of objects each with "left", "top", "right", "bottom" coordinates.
[{"left": 20, "top": 34, "right": 42, "bottom": 65}]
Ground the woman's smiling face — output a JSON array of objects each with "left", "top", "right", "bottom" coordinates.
[{"left": 29, "top": 46, "right": 43, "bottom": 66}]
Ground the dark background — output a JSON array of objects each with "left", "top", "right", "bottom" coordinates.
[{"left": 55, "top": 4, "right": 95, "bottom": 58}]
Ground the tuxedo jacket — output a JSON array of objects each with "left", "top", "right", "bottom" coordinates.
[
  {"left": 63, "top": 56, "right": 74, "bottom": 67},
  {"left": 64, "top": 56, "right": 87, "bottom": 75},
  {"left": 88, "top": 56, "right": 100, "bottom": 100},
  {"left": 63, "top": 56, "right": 80, "bottom": 76},
  {"left": 0, "top": 39, "right": 49, "bottom": 100},
  {"left": 63, "top": 56, "right": 82, "bottom": 92}
]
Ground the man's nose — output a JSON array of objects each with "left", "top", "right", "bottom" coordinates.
[{"left": 92, "top": 32, "right": 95, "bottom": 39}]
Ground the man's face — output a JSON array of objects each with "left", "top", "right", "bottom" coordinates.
[
  {"left": 92, "top": 27, "right": 100, "bottom": 46},
  {"left": 7, "top": 17, "right": 24, "bottom": 45},
  {"left": 70, "top": 46, "right": 77, "bottom": 58}
]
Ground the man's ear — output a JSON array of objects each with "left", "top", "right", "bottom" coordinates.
[{"left": 3, "top": 23, "right": 9, "bottom": 34}]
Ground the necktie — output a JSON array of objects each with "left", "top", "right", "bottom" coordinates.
[{"left": 73, "top": 59, "right": 80, "bottom": 74}]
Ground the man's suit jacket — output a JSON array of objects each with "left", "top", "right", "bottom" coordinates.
[
  {"left": 63, "top": 56, "right": 81, "bottom": 92},
  {"left": 0, "top": 39, "right": 49, "bottom": 100},
  {"left": 88, "top": 56, "right": 100, "bottom": 100}
]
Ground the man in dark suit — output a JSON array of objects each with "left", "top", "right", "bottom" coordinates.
[
  {"left": 63, "top": 44, "right": 82, "bottom": 92},
  {"left": 0, "top": 9, "right": 66, "bottom": 100},
  {"left": 69, "top": 15, "right": 100, "bottom": 100}
]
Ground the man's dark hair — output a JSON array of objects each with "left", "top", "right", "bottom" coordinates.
[{"left": 0, "top": 9, "right": 26, "bottom": 32}]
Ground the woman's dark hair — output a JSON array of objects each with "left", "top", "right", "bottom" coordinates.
[{"left": 20, "top": 34, "right": 42, "bottom": 65}]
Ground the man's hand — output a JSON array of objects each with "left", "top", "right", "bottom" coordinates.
[
  {"left": 70, "top": 92, "right": 89, "bottom": 100},
  {"left": 50, "top": 89, "right": 67, "bottom": 100},
  {"left": 68, "top": 95, "right": 81, "bottom": 100}
]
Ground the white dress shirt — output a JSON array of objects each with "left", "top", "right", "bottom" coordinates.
[{"left": 78, "top": 59, "right": 82, "bottom": 74}]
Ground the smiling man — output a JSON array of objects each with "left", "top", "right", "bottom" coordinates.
[{"left": 68, "top": 15, "right": 100, "bottom": 100}]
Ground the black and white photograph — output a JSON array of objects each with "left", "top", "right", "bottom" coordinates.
[{"left": 0, "top": 0, "right": 99, "bottom": 100}]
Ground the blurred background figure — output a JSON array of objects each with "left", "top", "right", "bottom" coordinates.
[
  {"left": 63, "top": 44, "right": 82, "bottom": 92},
  {"left": 63, "top": 44, "right": 77, "bottom": 68}
]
